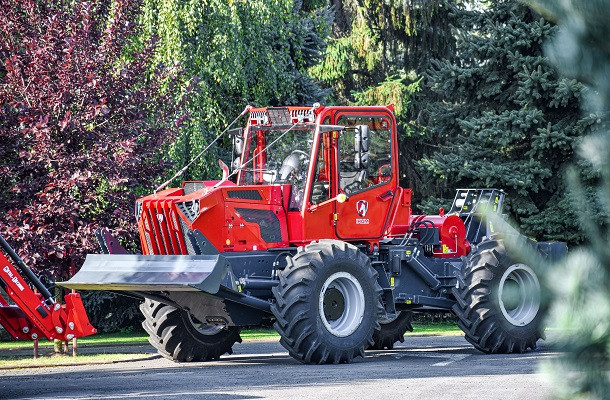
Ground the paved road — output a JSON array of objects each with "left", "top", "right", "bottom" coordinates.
[{"left": 0, "top": 336, "right": 555, "bottom": 400}]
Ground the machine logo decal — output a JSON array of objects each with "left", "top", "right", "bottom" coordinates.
[
  {"left": 157, "top": 213, "right": 164, "bottom": 223},
  {"left": 356, "top": 200, "right": 369, "bottom": 217}
]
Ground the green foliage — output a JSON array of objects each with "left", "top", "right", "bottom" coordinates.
[
  {"left": 520, "top": 1, "right": 610, "bottom": 398},
  {"left": 540, "top": 249, "right": 610, "bottom": 399},
  {"left": 140, "top": 0, "right": 332, "bottom": 182},
  {"left": 311, "top": 0, "right": 453, "bottom": 98},
  {"left": 422, "top": 1, "right": 596, "bottom": 243},
  {"left": 81, "top": 291, "right": 143, "bottom": 333},
  {"left": 310, "top": 0, "right": 456, "bottom": 199},
  {"left": 352, "top": 74, "right": 422, "bottom": 120},
  {"left": 310, "top": 13, "right": 381, "bottom": 90}
]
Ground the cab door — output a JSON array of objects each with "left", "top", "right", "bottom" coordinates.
[{"left": 335, "top": 113, "right": 396, "bottom": 240}]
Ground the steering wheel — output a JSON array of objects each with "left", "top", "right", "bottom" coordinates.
[
  {"left": 290, "top": 150, "right": 309, "bottom": 158},
  {"left": 372, "top": 163, "right": 391, "bottom": 184}
]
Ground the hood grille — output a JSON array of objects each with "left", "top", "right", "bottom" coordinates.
[
  {"left": 183, "top": 182, "right": 205, "bottom": 195},
  {"left": 176, "top": 200, "right": 200, "bottom": 222},
  {"left": 139, "top": 200, "right": 187, "bottom": 255}
]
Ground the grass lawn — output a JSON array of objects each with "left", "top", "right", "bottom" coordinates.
[
  {"left": 0, "top": 332, "right": 150, "bottom": 350},
  {"left": 0, "top": 321, "right": 460, "bottom": 350},
  {"left": 0, "top": 322, "right": 461, "bottom": 368},
  {"left": 409, "top": 321, "right": 462, "bottom": 336},
  {"left": 0, "top": 353, "right": 152, "bottom": 369},
  {"left": 241, "top": 322, "right": 462, "bottom": 340}
]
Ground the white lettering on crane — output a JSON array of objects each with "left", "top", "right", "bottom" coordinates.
[{"left": 3, "top": 265, "right": 25, "bottom": 291}]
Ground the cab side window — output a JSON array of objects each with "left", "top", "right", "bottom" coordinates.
[
  {"left": 337, "top": 116, "right": 391, "bottom": 194},
  {"left": 310, "top": 133, "right": 331, "bottom": 204}
]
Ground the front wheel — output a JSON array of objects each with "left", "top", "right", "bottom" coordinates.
[
  {"left": 140, "top": 299, "right": 242, "bottom": 362},
  {"left": 271, "top": 240, "right": 384, "bottom": 364},
  {"left": 452, "top": 237, "right": 543, "bottom": 353}
]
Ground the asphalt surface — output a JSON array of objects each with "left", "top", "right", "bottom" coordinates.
[{"left": 0, "top": 336, "right": 555, "bottom": 400}]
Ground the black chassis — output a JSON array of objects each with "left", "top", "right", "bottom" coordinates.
[{"left": 86, "top": 189, "right": 567, "bottom": 328}]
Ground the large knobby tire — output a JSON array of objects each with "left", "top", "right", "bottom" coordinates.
[
  {"left": 271, "top": 240, "right": 384, "bottom": 364},
  {"left": 369, "top": 311, "right": 414, "bottom": 350},
  {"left": 452, "top": 237, "right": 543, "bottom": 353},
  {"left": 140, "top": 299, "right": 242, "bottom": 362}
]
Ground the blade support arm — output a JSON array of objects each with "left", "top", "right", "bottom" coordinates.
[{"left": 0, "top": 236, "right": 97, "bottom": 341}]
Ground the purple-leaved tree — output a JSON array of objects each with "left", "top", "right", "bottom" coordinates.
[{"left": 0, "top": 0, "right": 189, "bottom": 279}]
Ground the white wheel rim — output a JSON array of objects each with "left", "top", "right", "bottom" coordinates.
[
  {"left": 498, "top": 264, "right": 540, "bottom": 326},
  {"left": 187, "top": 313, "right": 224, "bottom": 336},
  {"left": 318, "top": 271, "right": 365, "bottom": 337}
]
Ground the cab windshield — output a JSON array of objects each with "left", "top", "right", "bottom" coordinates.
[
  {"left": 240, "top": 125, "right": 315, "bottom": 209},
  {"left": 240, "top": 126, "right": 315, "bottom": 185}
]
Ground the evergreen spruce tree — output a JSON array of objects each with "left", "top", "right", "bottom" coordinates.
[
  {"left": 522, "top": 1, "right": 610, "bottom": 398},
  {"left": 310, "top": 1, "right": 457, "bottom": 200},
  {"left": 422, "top": 0, "right": 596, "bottom": 242}
]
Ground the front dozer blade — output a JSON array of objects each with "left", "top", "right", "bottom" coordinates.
[
  {"left": 60, "top": 253, "right": 270, "bottom": 327},
  {"left": 59, "top": 254, "right": 231, "bottom": 293}
]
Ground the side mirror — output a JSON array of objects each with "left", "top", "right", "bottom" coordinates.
[
  {"left": 354, "top": 125, "right": 370, "bottom": 169},
  {"left": 230, "top": 128, "right": 244, "bottom": 155},
  {"left": 354, "top": 153, "right": 371, "bottom": 169},
  {"left": 354, "top": 125, "right": 370, "bottom": 153}
]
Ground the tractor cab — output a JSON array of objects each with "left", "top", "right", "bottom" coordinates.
[
  {"left": 230, "top": 105, "right": 405, "bottom": 247},
  {"left": 131, "top": 105, "right": 407, "bottom": 256}
]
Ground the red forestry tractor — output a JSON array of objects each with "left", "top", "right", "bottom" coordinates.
[{"left": 62, "top": 105, "right": 566, "bottom": 364}]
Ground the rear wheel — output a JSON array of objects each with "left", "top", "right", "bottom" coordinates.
[
  {"left": 140, "top": 299, "right": 242, "bottom": 362},
  {"left": 271, "top": 240, "right": 384, "bottom": 364},
  {"left": 452, "top": 237, "right": 543, "bottom": 353},
  {"left": 369, "top": 311, "right": 413, "bottom": 350}
]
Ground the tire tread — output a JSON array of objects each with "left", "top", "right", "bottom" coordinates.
[
  {"left": 271, "top": 240, "right": 383, "bottom": 364},
  {"left": 139, "top": 299, "right": 242, "bottom": 362},
  {"left": 452, "top": 238, "right": 542, "bottom": 354}
]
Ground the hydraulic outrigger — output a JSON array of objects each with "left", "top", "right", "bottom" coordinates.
[{"left": 0, "top": 234, "right": 96, "bottom": 344}]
